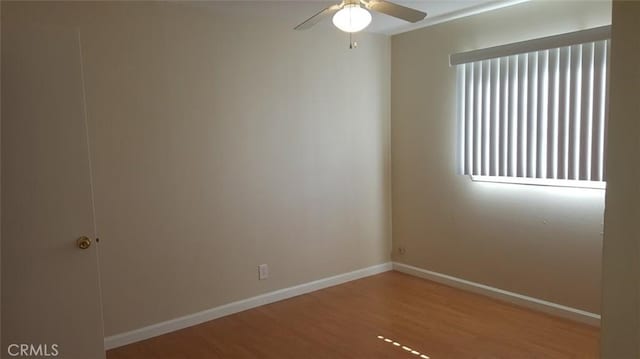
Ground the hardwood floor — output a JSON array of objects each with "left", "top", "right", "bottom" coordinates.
[{"left": 107, "top": 271, "right": 599, "bottom": 359}]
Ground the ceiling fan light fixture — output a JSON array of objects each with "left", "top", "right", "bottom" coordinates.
[{"left": 332, "top": 4, "right": 372, "bottom": 33}]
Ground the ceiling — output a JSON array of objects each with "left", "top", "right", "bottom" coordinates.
[
  {"left": 189, "top": 0, "right": 528, "bottom": 36},
  {"left": 362, "top": 0, "right": 527, "bottom": 34}
]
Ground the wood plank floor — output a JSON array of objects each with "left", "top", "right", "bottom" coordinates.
[{"left": 107, "top": 271, "right": 599, "bottom": 359}]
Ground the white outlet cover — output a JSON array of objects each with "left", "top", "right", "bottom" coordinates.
[{"left": 258, "top": 264, "right": 269, "bottom": 280}]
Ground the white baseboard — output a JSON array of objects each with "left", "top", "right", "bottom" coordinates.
[
  {"left": 393, "top": 262, "right": 601, "bottom": 326},
  {"left": 104, "top": 262, "right": 393, "bottom": 350},
  {"left": 105, "top": 261, "right": 598, "bottom": 350}
]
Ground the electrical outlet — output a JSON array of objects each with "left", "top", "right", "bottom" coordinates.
[
  {"left": 398, "top": 247, "right": 406, "bottom": 255},
  {"left": 258, "top": 264, "right": 269, "bottom": 280}
]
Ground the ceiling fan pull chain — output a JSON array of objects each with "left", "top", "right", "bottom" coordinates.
[{"left": 349, "top": 32, "right": 358, "bottom": 49}]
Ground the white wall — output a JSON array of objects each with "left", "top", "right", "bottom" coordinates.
[
  {"left": 391, "top": 0, "right": 611, "bottom": 314},
  {"left": 601, "top": 1, "right": 640, "bottom": 357},
  {"left": 87, "top": 2, "right": 391, "bottom": 336},
  {"left": 3, "top": 1, "right": 391, "bottom": 337}
]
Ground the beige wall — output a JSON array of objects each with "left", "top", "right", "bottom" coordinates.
[
  {"left": 4, "top": 2, "right": 391, "bottom": 337},
  {"left": 391, "top": 0, "right": 611, "bottom": 314},
  {"left": 601, "top": 1, "right": 640, "bottom": 357},
  {"left": 90, "top": 3, "right": 391, "bottom": 336}
]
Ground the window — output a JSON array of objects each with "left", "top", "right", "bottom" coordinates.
[{"left": 451, "top": 27, "right": 610, "bottom": 188}]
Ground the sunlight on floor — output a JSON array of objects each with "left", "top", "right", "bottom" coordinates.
[{"left": 377, "top": 335, "right": 430, "bottom": 358}]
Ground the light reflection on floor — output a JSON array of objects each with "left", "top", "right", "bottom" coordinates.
[{"left": 377, "top": 335, "right": 430, "bottom": 358}]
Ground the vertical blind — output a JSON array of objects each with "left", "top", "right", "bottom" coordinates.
[{"left": 456, "top": 38, "right": 609, "bottom": 182}]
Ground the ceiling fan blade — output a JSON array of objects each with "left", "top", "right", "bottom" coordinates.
[
  {"left": 294, "top": 4, "right": 342, "bottom": 30},
  {"left": 365, "top": 0, "right": 427, "bottom": 23}
]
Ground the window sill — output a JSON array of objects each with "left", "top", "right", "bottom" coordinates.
[{"left": 470, "top": 175, "right": 606, "bottom": 190}]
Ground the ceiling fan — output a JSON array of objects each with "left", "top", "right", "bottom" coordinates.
[{"left": 294, "top": 0, "right": 427, "bottom": 33}]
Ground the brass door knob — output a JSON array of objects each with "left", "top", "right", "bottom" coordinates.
[{"left": 77, "top": 236, "right": 92, "bottom": 250}]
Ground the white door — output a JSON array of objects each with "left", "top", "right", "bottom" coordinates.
[{"left": 2, "top": 4, "right": 106, "bottom": 359}]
